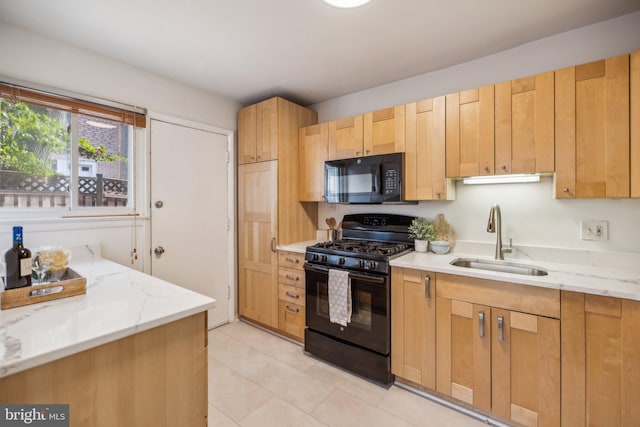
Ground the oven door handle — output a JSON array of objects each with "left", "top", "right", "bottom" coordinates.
[{"left": 304, "top": 264, "right": 386, "bottom": 284}]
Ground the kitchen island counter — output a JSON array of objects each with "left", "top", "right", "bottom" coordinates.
[{"left": 0, "top": 246, "right": 215, "bottom": 378}]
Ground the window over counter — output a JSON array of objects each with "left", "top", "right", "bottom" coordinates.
[{"left": 0, "top": 82, "right": 146, "bottom": 215}]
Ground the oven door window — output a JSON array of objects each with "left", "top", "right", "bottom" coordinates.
[{"left": 305, "top": 266, "right": 389, "bottom": 355}]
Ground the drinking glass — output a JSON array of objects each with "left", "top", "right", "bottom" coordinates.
[{"left": 32, "top": 253, "right": 51, "bottom": 285}]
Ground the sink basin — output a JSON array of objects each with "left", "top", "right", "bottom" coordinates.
[{"left": 450, "top": 258, "right": 548, "bottom": 276}]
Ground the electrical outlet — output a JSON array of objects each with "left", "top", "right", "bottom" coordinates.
[{"left": 580, "top": 220, "right": 609, "bottom": 241}]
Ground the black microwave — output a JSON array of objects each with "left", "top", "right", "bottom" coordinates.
[{"left": 324, "top": 153, "right": 406, "bottom": 204}]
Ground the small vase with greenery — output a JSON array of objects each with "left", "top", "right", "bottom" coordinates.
[{"left": 409, "top": 217, "right": 435, "bottom": 252}]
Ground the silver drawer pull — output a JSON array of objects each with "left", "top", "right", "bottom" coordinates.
[
  {"left": 285, "top": 305, "right": 300, "bottom": 314},
  {"left": 285, "top": 257, "right": 299, "bottom": 264},
  {"left": 285, "top": 275, "right": 299, "bottom": 281},
  {"left": 479, "top": 311, "right": 485, "bottom": 338},
  {"left": 424, "top": 274, "right": 431, "bottom": 300},
  {"left": 498, "top": 314, "right": 505, "bottom": 343},
  {"left": 285, "top": 291, "right": 299, "bottom": 299}
]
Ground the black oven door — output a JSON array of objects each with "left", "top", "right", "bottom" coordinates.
[{"left": 304, "top": 263, "right": 390, "bottom": 355}]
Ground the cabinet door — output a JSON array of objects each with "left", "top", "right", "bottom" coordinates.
[
  {"left": 363, "top": 106, "right": 405, "bottom": 156},
  {"left": 238, "top": 161, "right": 278, "bottom": 327},
  {"left": 436, "top": 297, "right": 491, "bottom": 411},
  {"left": 555, "top": 54, "right": 630, "bottom": 198},
  {"left": 561, "top": 292, "right": 640, "bottom": 427},
  {"left": 238, "top": 104, "right": 257, "bottom": 164},
  {"left": 405, "top": 97, "right": 452, "bottom": 200},
  {"left": 256, "top": 97, "right": 279, "bottom": 163},
  {"left": 632, "top": 50, "right": 640, "bottom": 198},
  {"left": 391, "top": 268, "right": 436, "bottom": 389},
  {"left": 495, "top": 72, "right": 554, "bottom": 174},
  {"left": 328, "top": 115, "right": 364, "bottom": 159},
  {"left": 492, "top": 310, "right": 560, "bottom": 427},
  {"left": 299, "top": 123, "right": 328, "bottom": 201},
  {"left": 446, "top": 86, "right": 495, "bottom": 177}
]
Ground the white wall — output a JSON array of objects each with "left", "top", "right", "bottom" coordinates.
[
  {"left": 315, "top": 11, "right": 640, "bottom": 255},
  {"left": 311, "top": 11, "right": 640, "bottom": 121},
  {"left": 0, "top": 22, "right": 240, "bottom": 270}
]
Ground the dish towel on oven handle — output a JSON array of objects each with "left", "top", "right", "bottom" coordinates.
[{"left": 328, "top": 268, "right": 352, "bottom": 327}]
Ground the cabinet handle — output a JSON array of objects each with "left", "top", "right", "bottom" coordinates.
[
  {"left": 285, "top": 257, "right": 299, "bottom": 264},
  {"left": 563, "top": 187, "right": 571, "bottom": 194},
  {"left": 483, "top": 166, "right": 490, "bottom": 174},
  {"left": 285, "top": 305, "right": 300, "bottom": 314},
  {"left": 435, "top": 192, "right": 441, "bottom": 199},
  {"left": 501, "top": 165, "right": 507, "bottom": 171},
  {"left": 479, "top": 311, "right": 485, "bottom": 338},
  {"left": 271, "top": 237, "right": 276, "bottom": 253},
  {"left": 498, "top": 314, "right": 505, "bottom": 343},
  {"left": 285, "top": 291, "right": 300, "bottom": 299},
  {"left": 355, "top": 151, "right": 360, "bottom": 156},
  {"left": 424, "top": 274, "right": 431, "bottom": 300},
  {"left": 365, "top": 149, "right": 370, "bottom": 155},
  {"left": 285, "top": 275, "right": 299, "bottom": 281}
]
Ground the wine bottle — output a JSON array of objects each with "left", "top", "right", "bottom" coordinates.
[{"left": 4, "top": 226, "right": 32, "bottom": 289}]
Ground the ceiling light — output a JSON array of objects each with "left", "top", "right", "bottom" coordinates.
[
  {"left": 323, "top": 0, "right": 372, "bottom": 8},
  {"left": 86, "top": 120, "right": 116, "bottom": 129},
  {"left": 462, "top": 174, "right": 541, "bottom": 185}
]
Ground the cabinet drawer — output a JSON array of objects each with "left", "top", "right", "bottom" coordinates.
[
  {"left": 278, "top": 251, "right": 305, "bottom": 270},
  {"left": 279, "top": 283, "right": 305, "bottom": 306},
  {"left": 278, "top": 300, "right": 305, "bottom": 341},
  {"left": 278, "top": 267, "right": 305, "bottom": 288}
]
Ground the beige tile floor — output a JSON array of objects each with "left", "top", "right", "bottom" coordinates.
[{"left": 207, "top": 320, "right": 492, "bottom": 427}]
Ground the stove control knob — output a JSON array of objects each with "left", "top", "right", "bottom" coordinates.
[
  {"left": 368, "top": 261, "right": 378, "bottom": 270},
  {"left": 321, "top": 255, "right": 328, "bottom": 263},
  {"left": 338, "top": 257, "right": 346, "bottom": 265},
  {"left": 358, "top": 260, "right": 366, "bottom": 268},
  {"left": 312, "top": 254, "right": 319, "bottom": 261}
]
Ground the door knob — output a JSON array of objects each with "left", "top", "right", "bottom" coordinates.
[
  {"left": 154, "top": 246, "right": 165, "bottom": 256},
  {"left": 155, "top": 201, "right": 164, "bottom": 208}
]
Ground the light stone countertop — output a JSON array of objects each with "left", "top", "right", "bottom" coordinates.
[
  {"left": 277, "top": 240, "right": 318, "bottom": 254},
  {"left": 0, "top": 245, "right": 215, "bottom": 378},
  {"left": 390, "top": 242, "right": 640, "bottom": 302}
]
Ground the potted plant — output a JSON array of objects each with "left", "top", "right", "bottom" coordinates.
[{"left": 409, "top": 217, "right": 435, "bottom": 253}]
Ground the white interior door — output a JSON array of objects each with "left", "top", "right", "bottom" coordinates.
[{"left": 150, "top": 119, "right": 230, "bottom": 329}]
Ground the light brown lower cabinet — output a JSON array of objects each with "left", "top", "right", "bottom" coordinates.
[
  {"left": 392, "top": 270, "right": 561, "bottom": 427},
  {"left": 561, "top": 291, "right": 640, "bottom": 427},
  {"left": 0, "top": 313, "right": 208, "bottom": 427},
  {"left": 277, "top": 250, "right": 306, "bottom": 342},
  {"left": 391, "top": 267, "right": 436, "bottom": 389}
]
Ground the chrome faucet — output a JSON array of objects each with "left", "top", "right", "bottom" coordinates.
[{"left": 487, "top": 204, "right": 512, "bottom": 260}]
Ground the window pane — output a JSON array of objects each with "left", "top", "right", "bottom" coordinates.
[
  {"left": 77, "top": 115, "right": 130, "bottom": 207},
  {"left": 0, "top": 99, "right": 71, "bottom": 208}
]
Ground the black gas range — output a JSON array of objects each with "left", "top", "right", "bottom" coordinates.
[{"left": 304, "top": 213, "right": 415, "bottom": 385}]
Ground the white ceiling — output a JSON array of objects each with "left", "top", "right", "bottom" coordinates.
[{"left": 1, "top": 0, "right": 639, "bottom": 106}]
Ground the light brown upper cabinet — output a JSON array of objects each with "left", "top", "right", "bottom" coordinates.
[
  {"left": 328, "top": 115, "right": 364, "bottom": 159},
  {"left": 632, "top": 50, "right": 640, "bottom": 198},
  {"left": 299, "top": 123, "right": 328, "bottom": 202},
  {"left": 446, "top": 86, "right": 495, "bottom": 177},
  {"left": 238, "top": 97, "right": 278, "bottom": 164},
  {"left": 555, "top": 54, "right": 630, "bottom": 198},
  {"left": 363, "top": 106, "right": 406, "bottom": 156},
  {"left": 495, "top": 72, "right": 555, "bottom": 174},
  {"left": 405, "top": 97, "right": 454, "bottom": 200}
]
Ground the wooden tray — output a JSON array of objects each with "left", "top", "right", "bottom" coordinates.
[{"left": 1, "top": 268, "right": 86, "bottom": 310}]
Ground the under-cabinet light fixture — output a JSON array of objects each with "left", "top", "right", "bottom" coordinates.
[
  {"left": 462, "top": 174, "right": 541, "bottom": 185},
  {"left": 323, "top": 0, "right": 372, "bottom": 8}
]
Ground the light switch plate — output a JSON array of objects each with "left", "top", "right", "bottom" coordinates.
[{"left": 580, "top": 220, "right": 609, "bottom": 241}]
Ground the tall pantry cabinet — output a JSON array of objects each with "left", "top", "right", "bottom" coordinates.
[{"left": 237, "top": 97, "right": 318, "bottom": 329}]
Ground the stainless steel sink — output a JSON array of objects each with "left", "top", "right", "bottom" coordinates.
[{"left": 450, "top": 258, "right": 548, "bottom": 276}]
